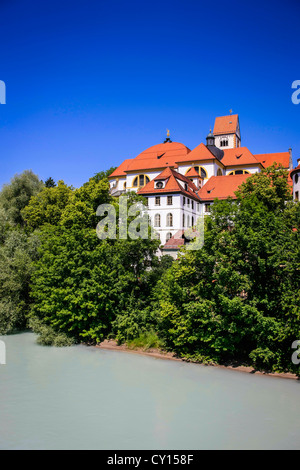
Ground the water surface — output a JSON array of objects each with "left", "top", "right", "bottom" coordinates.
[{"left": 0, "top": 332, "right": 299, "bottom": 450}]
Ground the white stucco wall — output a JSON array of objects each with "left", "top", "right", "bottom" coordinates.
[{"left": 293, "top": 170, "right": 300, "bottom": 200}]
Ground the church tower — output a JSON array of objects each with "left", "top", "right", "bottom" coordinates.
[{"left": 213, "top": 112, "right": 241, "bottom": 149}]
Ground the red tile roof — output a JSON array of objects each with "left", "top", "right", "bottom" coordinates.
[
  {"left": 198, "top": 174, "right": 251, "bottom": 201},
  {"left": 290, "top": 164, "right": 300, "bottom": 178},
  {"left": 254, "top": 152, "right": 290, "bottom": 169},
  {"left": 138, "top": 167, "right": 200, "bottom": 201},
  {"left": 185, "top": 167, "right": 202, "bottom": 177},
  {"left": 163, "top": 230, "right": 185, "bottom": 250},
  {"left": 221, "top": 147, "right": 261, "bottom": 167},
  {"left": 178, "top": 142, "right": 216, "bottom": 162},
  {"left": 109, "top": 159, "right": 134, "bottom": 178},
  {"left": 124, "top": 142, "right": 191, "bottom": 172},
  {"left": 213, "top": 114, "right": 239, "bottom": 135}
]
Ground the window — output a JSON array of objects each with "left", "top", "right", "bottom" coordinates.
[
  {"left": 167, "top": 196, "right": 173, "bottom": 205},
  {"left": 296, "top": 191, "right": 299, "bottom": 201},
  {"left": 205, "top": 204, "right": 210, "bottom": 213},
  {"left": 182, "top": 213, "right": 185, "bottom": 227},
  {"left": 228, "top": 170, "right": 250, "bottom": 175},
  {"left": 133, "top": 175, "right": 150, "bottom": 187},
  {"left": 154, "top": 214, "right": 161, "bottom": 227},
  {"left": 197, "top": 203, "right": 200, "bottom": 212},
  {"left": 166, "top": 232, "right": 172, "bottom": 242},
  {"left": 217, "top": 168, "right": 222, "bottom": 176},
  {"left": 123, "top": 182, "right": 127, "bottom": 189},
  {"left": 156, "top": 181, "right": 163, "bottom": 189},
  {"left": 191, "top": 200, "right": 194, "bottom": 210},
  {"left": 187, "top": 198, "right": 190, "bottom": 206},
  {"left": 188, "top": 166, "right": 207, "bottom": 179},
  {"left": 187, "top": 215, "right": 190, "bottom": 227},
  {"left": 155, "top": 196, "right": 161, "bottom": 206},
  {"left": 183, "top": 196, "right": 186, "bottom": 205},
  {"left": 166, "top": 213, "right": 173, "bottom": 227},
  {"left": 200, "top": 167, "right": 207, "bottom": 179},
  {"left": 220, "top": 139, "right": 229, "bottom": 147},
  {"left": 184, "top": 183, "right": 188, "bottom": 191},
  {"left": 295, "top": 174, "right": 299, "bottom": 184},
  {"left": 191, "top": 216, "right": 194, "bottom": 226}
]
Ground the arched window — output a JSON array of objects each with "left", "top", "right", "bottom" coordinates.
[
  {"left": 123, "top": 182, "right": 127, "bottom": 189},
  {"left": 166, "top": 232, "right": 172, "bottom": 242},
  {"left": 154, "top": 214, "right": 161, "bottom": 227},
  {"left": 220, "top": 139, "right": 228, "bottom": 147},
  {"left": 186, "top": 166, "right": 207, "bottom": 179},
  {"left": 166, "top": 213, "right": 173, "bottom": 227},
  {"left": 191, "top": 216, "right": 194, "bottom": 226},
  {"left": 228, "top": 170, "right": 250, "bottom": 175},
  {"left": 217, "top": 168, "right": 222, "bottom": 176},
  {"left": 133, "top": 175, "right": 150, "bottom": 187}
]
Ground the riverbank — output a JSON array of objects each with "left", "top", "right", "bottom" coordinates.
[{"left": 97, "top": 339, "right": 299, "bottom": 380}]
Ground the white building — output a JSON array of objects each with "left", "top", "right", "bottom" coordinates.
[{"left": 108, "top": 113, "right": 295, "bottom": 255}]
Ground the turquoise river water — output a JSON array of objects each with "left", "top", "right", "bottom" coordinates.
[{"left": 0, "top": 332, "right": 299, "bottom": 450}]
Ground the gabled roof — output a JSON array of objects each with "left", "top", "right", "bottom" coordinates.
[
  {"left": 198, "top": 174, "right": 251, "bottom": 201},
  {"left": 213, "top": 114, "right": 239, "bottom": 136},
  {"left": 221, "top": 147, "right": 261, "bottom": 167},
  {"left": 109, "top": 159, "right": 134, "bottom": 178},
  {"left": 185, "top": 167, "right": 202, "bottom": 178},
  {"left": 123, "top": 142, "right": 191, "bottom": 172},
  {"left": 138, "top": 167, "right": 201, "bottom": 201},
  {"left": 178, "top": 142, "right": 216, "bottom": 162},
  {"left": 254, "top": 152, "right": 290, "bottom": 169}
]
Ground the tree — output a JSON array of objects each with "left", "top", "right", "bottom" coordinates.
[
  {"left": 44, "top": 177, "right": 56, "bottom": 188},
  {"left": 0, "top": 229, "right": 41, "bottom": 334},
  {"left": 29, "top": 174, "right": 160, "bottom": 344},
  {"left": 22, "top": 180, "right": 74, "bottom": 229},
  {"left": 154, "top": 168, "right": 300, "bottom": 374},
  {"left": 0, "top": 170, "right": 44, "bottom": 226}
]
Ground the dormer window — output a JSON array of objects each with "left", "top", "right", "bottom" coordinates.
[{"left": 156, "top": 181, "right": 164, "bottom": 189}]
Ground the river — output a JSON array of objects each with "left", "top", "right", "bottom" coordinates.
[{"left": 0, "top": 332, "right": 299, "bottom": 450}]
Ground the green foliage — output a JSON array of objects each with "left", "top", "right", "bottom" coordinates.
[
  {"left": 1, "top": 163, "right": 299, "bottom": 378},
  {"left": 44, "top": 177, "right": 56, "bottom": 188},
  {"left": 91, "top": 167, "right": 117, "bottom": 183},
  {"left": 153, "top": 168, "right": 300, "bottom": 375},
  {"left": 0, "top": 170, "right": 44, "bottom": 226},
  {"left": 22, "top": 180, "right": 74, "bottom": 229},
  {"left": 0, "top": 230, "right": 41, "bottom": 334},
  {"left": 29, "top": 317, "right": 75, "bottom": 346},
  {"left": 127, "top": 331, "right": 163, "bottom": 350}
]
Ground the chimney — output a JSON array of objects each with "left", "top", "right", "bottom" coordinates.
[{"left": 289, "top": 148, "right": 293, "bottom": 170}]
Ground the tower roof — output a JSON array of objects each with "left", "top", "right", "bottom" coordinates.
[{"left": 213, "top": 114, "right": 239, "bottom": 136}]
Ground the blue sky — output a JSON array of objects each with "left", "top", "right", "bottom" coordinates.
[{"left": 0, "top": 0, "right": 299, "bottom": 188}]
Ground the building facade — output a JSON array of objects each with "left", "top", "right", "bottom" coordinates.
[{"left": 108, "top": 113, "right": 295, "bottom": 255}]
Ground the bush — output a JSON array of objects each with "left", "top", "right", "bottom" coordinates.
[{"left": 29, "top": 317, "right": 75, "bottom": 347}]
